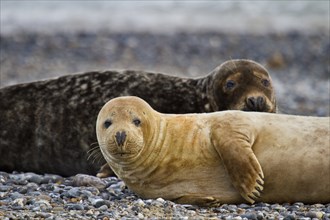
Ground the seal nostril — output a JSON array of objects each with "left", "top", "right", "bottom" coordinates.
[
  {"left": 115, "top": 131, "right": 127, "bottom": 146},
  {"left": 247, "top": 97, "right": 256, "bottom": 108},
  {"left": 256, "top": 96, "right": 265, "bottom": 109},
  {"left": 246, "top": 96, "right": 266, "bottom": 111},
  {"left": 121, "top": 131, "right": 127, "bottom": 143}
]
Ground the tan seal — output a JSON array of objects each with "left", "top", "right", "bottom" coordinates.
[{"left": 96, "top": 96, "right": 329, "bottom": 205}]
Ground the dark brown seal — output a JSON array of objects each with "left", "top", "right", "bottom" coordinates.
[{"left": 0, "top": 59, "right": 276, "bottom": 176}]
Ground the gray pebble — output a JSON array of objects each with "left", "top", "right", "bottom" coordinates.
[
  {"left": 27, "top": 173, "right": 44, "bottom": 184},
  {"left": 241, "top": 213, "right": 257, "bottom": 220},
  {"left": 17, "top": 186, "right": 28, "bottom": 194},
  {"left": 33, "top": 199, "right": 52, "bottom": 211},
  {"left": 306, "top": 211, "right": 318, "bottom": 218},
  {"left": 73, "top": 174, "right": 106, "bottom": 189},
  {"left": 238, "top": 204, "right": 250, "bottom": 209},
  {"left": 256, "top": 211, "right": 264, "bottom": 220},
  {"left": 11, "top": 198, "right": 26, "bottom": 207},
  {"left": 283, "top": 213, "right": 296, "bottom": 220},
  {"left": 89, "top": 198, "right": 107, "bottom": 208},
  {"left": 67, "top": 187, "right": 81, "bottom": 198},
  {"left": 9, "top": 192, "right": 23, "bottom": 200},
  {"left": 98, "top": 204, "right": 108, "bottom": 211},
  {"left": 0, "top": 185, "right": 12, "bottom": 192},
  {"left": 135, "top": 198, "right": 146, "bottom": 207},
  {"left": 80, "top": 189, "right": 94, "bottom": 198},
  {"left": 66, "top": 203, "right": 85, "bottom": 210}
]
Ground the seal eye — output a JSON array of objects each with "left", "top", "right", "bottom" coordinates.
[
  {"left": 104, "top": 120, "right": 112, "bottom": 129},
  {"left": 225, "top": 80, "right": 236, "bottom": 89},
  {"left": 261, "top": 79, "right": 270, "bottom": 87},
  {"left": 133, "top": 118, "right": 141, "bottom": 127}
]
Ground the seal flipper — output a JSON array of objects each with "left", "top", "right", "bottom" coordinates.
[
  {"left": 96, "top": 163, "right": 115, "bottom": 178},
  {"left": 212, "top": 138, "right": 264, "bottom": 204}
]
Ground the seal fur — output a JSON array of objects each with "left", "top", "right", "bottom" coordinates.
[
  {"left": 0, "top": 59, "right": 276, "bottom": 176},
  {"left": 96, "top": 96, "right": 329, "bottom": 205}
]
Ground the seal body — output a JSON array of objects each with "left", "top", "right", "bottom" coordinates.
[
  {"left": 96, "top": 96, "right": 329, "bottom": 205},
  {"left": 0, "top": 59, "right": 276, "bottom": 176}
]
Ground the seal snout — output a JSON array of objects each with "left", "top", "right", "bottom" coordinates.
[
  {"left": 246, "top": 96, "right": 266, "bottom": 111},
  {"left": 115, "top": 131, "right": 127, "bottom": 147}
]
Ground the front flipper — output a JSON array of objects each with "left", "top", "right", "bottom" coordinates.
[
  {"left": 213, "top": 137, "right": 264, "bottom": 204},
  {"left": 96, "top": 163, "right": 115, "bottom": 178}
]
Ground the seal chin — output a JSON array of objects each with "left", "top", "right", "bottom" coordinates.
[{"left": 113, "top": 152, "right": 136, "bottom": 159}]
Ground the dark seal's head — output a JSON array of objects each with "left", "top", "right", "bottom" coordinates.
[
  {"left": 96, "top": 96, "right": 158, "bottom": 163},
  {"left": 205, "top": 59, "right": 277, "bottom": 113}
]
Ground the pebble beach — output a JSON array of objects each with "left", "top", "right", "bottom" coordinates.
[
  {"left": 1, "top": 172, "right": 329, "bottom": 220},
  {"left": 0, "top": 1, "right": 329, "bottom": 219}
]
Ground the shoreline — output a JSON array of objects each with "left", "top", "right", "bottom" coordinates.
[{"left": 0, "top": 171, "right": 329, "bottom": 219}]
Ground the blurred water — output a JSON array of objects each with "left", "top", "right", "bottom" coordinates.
[{"left": 1, "top": 1, "right": 329, "bottom": 34}]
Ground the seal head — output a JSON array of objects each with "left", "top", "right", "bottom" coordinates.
[
  {"left": 96, "top": 96, "right": 158, "bottom": 165},
  {"left": 205, "top": 59, "right": 276, "bottom": 112}
]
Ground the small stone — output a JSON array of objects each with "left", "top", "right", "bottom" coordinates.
[
  {"left": 271, "top": 204, "right": 286, "bottom": 211},
  {"left": 256, "top": 211, "right": 264, "bottom": 220},
  {"left": 293, "top": 202, "right": 304, "bottom": 207},
  {"left": 135, "top": 199, "right": 145, "bottom": 207},
  {"left": 98, "top": 204, "right": 108, "bottom": 211},
  {"left": 0, "top": 185, "right": 11, "bottom": 192},
  {"left": 110, "top": 181, "right": 126, "bottom": 191},
  {"left": 241, "top": 213, "right": 257, "bottom": 220},
  {"left": 86, "top": 209, "right": 94, "bottom": 215},
  {"left": 228, "top": 204, "right": 238, "bottom": 212},
  {"left": 80, "top": 189, "right": 94, "bottom": 198},
  {"left": 306, "top": 211, "right": 317, "bottom": 219},
  {"left": 90, "top": 198, "right": 107, "bottom": 208},
  {"left": 17, "top": 186, "right": 28, "bottom": 194},
  {"left": 287, "top": 205, "right": 299, "bottom": 211},
  {"left": 26, "top": 173, "right": 44, "bottom": 184},
  {"left": 34, "top": 212, "right": 52, "bottom": 219},
  {"left": 11, "top": 198, "right": 25, "bottom": 207},
  {"left": 73, "top": 174, "right": 106, "bottom": 190},
  {"left": 67, "top": 188, "right": 81, "bottom": 198},
  {"left": 312, "top": 204, "right": 324, "bottom": 208},
  {"left": 52, "top": 206, "right": 65, "bottom": 212},
  {"left": 100, "top": 191, "right": 110, "bottom": 200},
  {"left": 9, "top": 192, "right": 23, "bottom": 200},
  {"left": 66, "top": 203, "right": 84, "bottom": 210},
  {"left": 34, "top": 199, "right": 52, "bottom": 211},
  {"left": 137, "top": 213, "right": 144, "bottom": 219},
  {"left": 42, "top": 174, "right": 63, "bottom": 184},
  {"left": 156, "top": 198, "right": 165, "bottom": 203},
  {"left": 238, "top": 204, "right": 250, "bottom": 209},
  {"left": 283, "top": 214, "right": 296, "bottom": 220}
]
